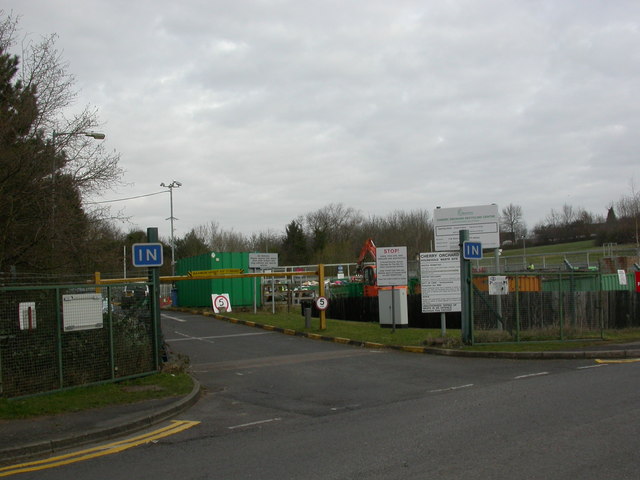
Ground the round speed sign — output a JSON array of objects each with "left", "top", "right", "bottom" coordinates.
[{"left": 315, "top": 296, "right": 329, "bottom": 311}]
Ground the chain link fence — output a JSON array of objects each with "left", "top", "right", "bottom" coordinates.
[
  {"left": 0, "top": 282, "right": 158, "bottom": 398},
  {"left": 470, "top": 271, "right": 640, "bottom": 343}
]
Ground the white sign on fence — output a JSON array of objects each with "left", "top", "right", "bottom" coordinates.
[
  {"left": 62, "top": 293, "right": 103, "bottom": 332},
  {"left": 488, "top": 276, "right": 509, "bottom": 295},
  {"left": 376, "top": 246, "right": 408, "bottom": 286},
  {"left": 420, "top": 251, "right": 461, "bottom": 313},
  {"left": 433, "top": 204, "right": 500, "bottom": 251},
  {"left": 249, "top": 253, "right": 279, "bottom": 270}
]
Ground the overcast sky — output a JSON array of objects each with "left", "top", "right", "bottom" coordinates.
[{"left": 4, "top": 1, "right": 640, "bottom": 242}]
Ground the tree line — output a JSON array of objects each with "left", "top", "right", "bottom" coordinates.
[{"left": 2, "top": 12, "right": 638, "bottom": 281}]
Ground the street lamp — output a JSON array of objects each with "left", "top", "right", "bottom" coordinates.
[
  {"left": 160, "top": 180, "right": 181, "bottom": 275},
  {"left": 522, "top": 235, "right": 527, "bottom": 269},
  {"left": 52, "top": 131, "right": 106, "bottom": 142},
  {"left": 50, "top": 131, "right": 105, "bottom": 257}
]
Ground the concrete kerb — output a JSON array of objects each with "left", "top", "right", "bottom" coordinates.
[
  {"left": 170, "top": 307, "right": 640, "bottom": 360},
  {"left": 0, "top": 377, "right": 202, "bottom": 465}
]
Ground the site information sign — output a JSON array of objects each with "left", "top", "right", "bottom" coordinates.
[
  {"left": 249, "top": 253, "right": 279, "bottom": 270},
  {"left": 376, "top": 246, "right": 408, "bottom": 286},
  {"left": 433, "top": 204, "right": 499, "bottom": 251},
  {"left": 420, "top": 251, "right": 461, "bottom": 313}
]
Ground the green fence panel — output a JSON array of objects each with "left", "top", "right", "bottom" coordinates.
[{"left": 0, "top": 283, "right": 157, "bottom": 399}]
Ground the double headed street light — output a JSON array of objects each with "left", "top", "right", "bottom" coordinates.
[{"left": 160, "top": 180, "right": 181, "bottom": 276}]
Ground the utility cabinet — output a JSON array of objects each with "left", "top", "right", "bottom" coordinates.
[{"left": 378, "top": 287, "right": 409, "bottom": 328}]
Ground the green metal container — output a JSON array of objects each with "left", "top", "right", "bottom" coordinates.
[
  {"left": 541, "top": 272, "right": 634, "bottom": 292},
  {"left": 175, "top": 252, "right": 261, "bottom": 308}
]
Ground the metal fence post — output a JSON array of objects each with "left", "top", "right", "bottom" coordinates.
[
  {"left": 55, "top": 287, "right": 64, "bottom": 389},
  {"left": 515, "top": 275, "right": 520, "bottom": 342}
]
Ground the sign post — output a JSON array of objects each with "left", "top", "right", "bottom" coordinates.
[
  {"left": 141, "top": 227, "right": 163, "bottom": 368},
  {"left": 459, "top": 230, "right": 473, "bottom": 344}
]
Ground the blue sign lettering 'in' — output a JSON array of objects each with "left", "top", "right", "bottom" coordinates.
[
  {"left": 463, "top": 241, "right": 483, "bottom": 260},
  {"left": 132, "top": 243, "right": 164, "bottom": 267}
]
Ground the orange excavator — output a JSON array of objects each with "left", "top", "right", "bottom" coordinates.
[{"left": 354, "top": 238, "right": 379, "bottom": 297}]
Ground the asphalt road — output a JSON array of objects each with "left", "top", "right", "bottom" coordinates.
[{"left": 21, "top": 310, "right": 640, "bottom": 479}]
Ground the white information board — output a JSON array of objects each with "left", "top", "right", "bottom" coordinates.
[
  {"left": 62, "top": 293, "right": 103, "bottom": 332},
  {"left": 420, "top": 251, "right": 461, "bottom": 313},
  {"left": 249, "top": 253, "right": 279, "bottom": 270},
  {"left": 433, "top": 204, "right": 499, "bottom": 251},
  {"left": 376, "top": 246, "right": 408, "bottom": 286}
]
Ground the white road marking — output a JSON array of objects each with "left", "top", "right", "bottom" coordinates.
[
  {"left": 514, "top": 372, "right": 549, "bottom": 379},
  {"left": 227, "top": 418, "right": 282, "bottom": 430},
  {"left": 166, "top": 332, "right": 274, "bottom": 342},
  {"left": 577, "top": 364, "right": 607, "bottom": 370},
  {"left": 162, "top": 313, "right": 187, "bottom": 323},
  {"left": 429, "top": 384, "right": 474, "bottom": 393}
]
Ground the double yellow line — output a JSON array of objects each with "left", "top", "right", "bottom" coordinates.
[{"left": 0, "top": 420, "right": 200, "bottom": 477}]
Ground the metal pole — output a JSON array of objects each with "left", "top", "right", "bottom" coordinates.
[
  {"left": 271, "top": 276, "right": 275, "bottom": 314},
  {"left": 147, "top": 227, "right": 163, "bottom": 368},
  {"left": 253, "top": 272, "right": 257, "bottom": 314},
  {"left": 319, "top": 264, "right": 327, "bottom": 330},
  {"left": 169, "top": 186, "right": 175, "bottom": 274},
  {"left": 459, "top": 230, "right": 472, "bottom": 344},
  {"left": 495, "top": 247, "right": 503, "bottom": 330},
  {"left": 161, "top": 181, "right": 181, "bottom": 277},
  {"left": 391, "top": 286, "right": 396, "bottom": 333}
]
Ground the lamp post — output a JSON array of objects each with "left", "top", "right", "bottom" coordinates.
[
  {"left": 50, "top": 131, "right": 105, "bottom": 258},
  {"left": 522, "top": 235, "right": 527, "bottom": 269},
  {"left": 160, "top": 180, "right": 181, "bottom": 276}
]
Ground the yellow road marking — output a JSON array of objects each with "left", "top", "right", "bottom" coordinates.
[
  {"left": 0, "top": 420, "right": 200, "bottom": 477},
  {"left": 595, "top": 358, "right": 640, "bottom": 364}
]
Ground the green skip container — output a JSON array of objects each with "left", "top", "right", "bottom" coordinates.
[{"left": 175, "top": 252, "right": 261, "bottom": 308}]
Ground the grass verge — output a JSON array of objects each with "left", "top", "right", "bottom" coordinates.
[
  {"left": 225, "top": 310, "right": 460, "bottom": 347},
  {"left": 208, "top": 310, "right": 640, "bottom": 353},
  {"left": 0, "top": 372, "right": 193, "bottom": 420}
]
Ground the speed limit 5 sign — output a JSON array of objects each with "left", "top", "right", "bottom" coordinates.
[{"left": 315, "top": 296, "right": 329, "bottom": 311}]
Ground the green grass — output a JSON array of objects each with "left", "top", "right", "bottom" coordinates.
[
  {"left": 229, "top": 310, "right": 459, "bottom": 346},
  {"left": 497, "top": 240, "right": 599, "bottom": 256},
  {"left": 0, "top": 372, "right": 193, "bottom": 420},
  {"left": 221, "top": 310, "right": 640, "bottom": 353}
]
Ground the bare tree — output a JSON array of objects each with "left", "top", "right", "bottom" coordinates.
[
  {"left": 4, "top": 12, "right": 123, "bottom": 197},
  {"left": 500, "top": 203, "right": 526, "bottom": 241}
]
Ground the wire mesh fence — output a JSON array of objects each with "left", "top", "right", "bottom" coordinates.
[
  {"left": 0, "top": 282, "right": 158, "bottom": 398},
  {"left": 469, "top": 272, "right": 640, "bottom": 343}
]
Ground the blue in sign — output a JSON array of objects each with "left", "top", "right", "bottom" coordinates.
[
  {"left": 132, "top": 243, "right": 164, "bottom": 267},
  {"left": 463, "top": 241, "right": 483, "bottom": 260}
]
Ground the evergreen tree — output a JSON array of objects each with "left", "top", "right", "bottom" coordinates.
[{"left": 281, "top": 220, "right": 307, "bottom": 265}]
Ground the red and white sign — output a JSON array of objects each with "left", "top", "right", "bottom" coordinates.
[
  {"left": 211, "top": 293, "right": 232, "bottom": 313},
  {"left": 635, "top": 272, "right": 640, "bottom": 293},
  {"left": 315, "top": 296, "right": 329, "bottom": 311},
  {"left": 375, "top": 246, "right": 408, "bottom": 287}
]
